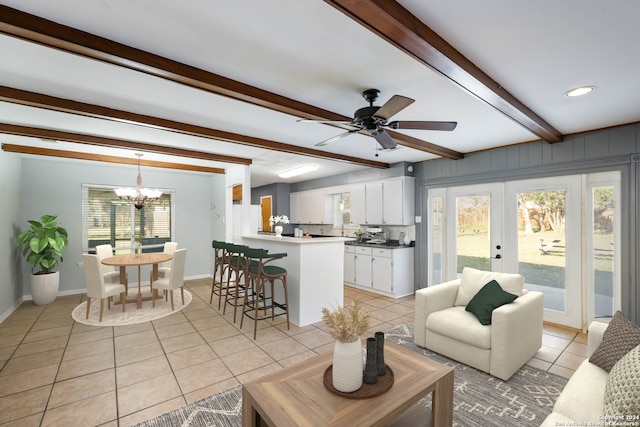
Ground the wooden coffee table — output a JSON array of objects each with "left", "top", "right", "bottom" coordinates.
[{"left": 242, "top": 341, "right": 454, "bottom": 426}]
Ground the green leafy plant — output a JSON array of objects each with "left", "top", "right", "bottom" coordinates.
[{"left": 16, "top": 214, "right": 68, "bottom": 274}]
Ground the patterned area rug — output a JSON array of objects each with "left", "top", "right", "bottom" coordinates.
[
  {"left": 135, "top": 323, "right": 567, "bottom": 427},
  {"left": 71, "top": 286, "right": 192, "bottom": 326}
]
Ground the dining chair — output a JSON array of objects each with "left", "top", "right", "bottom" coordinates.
[
  {"left": 240, "top": 248, "right": 290, "bottom": 339},
  {"left": 83, "top": 254, "right": 126, "bottom": 322},
  {"left": 95, "top": 244, "right": 127, "bottom": 285},
  {"left": 150, "top": 241, "right": 178, "bottom": 283},
  {"left": 150, "top": 248, "right": 187, "bottom": 310}
]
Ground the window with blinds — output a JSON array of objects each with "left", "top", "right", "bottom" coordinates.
[{"left": 81, "top": 184, "right": 175, "bottom": 254}]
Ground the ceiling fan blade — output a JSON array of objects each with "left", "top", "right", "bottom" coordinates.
[
  {"left": 373, "top": 95, "right": 415, "bottom": 120},
  {"left": 387, "top": 121, "right": 457, "bottom": 131},
  {"left": 372, "top": 129, "right": 397, "bottom": 149},
  {"left": 315, "top": 129, "right": 359, "bottom": 146},
  {"left": 297, "top": 118, "right": 353, "bottom": 125}
]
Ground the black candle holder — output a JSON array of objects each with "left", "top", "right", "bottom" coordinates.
[{"left": 375, "top": 331, "right": 386, "bottom": 376}]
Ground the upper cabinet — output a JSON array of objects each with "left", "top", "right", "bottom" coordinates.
[
  {"left": 290, "top": 189, "right": 328, "bottom": 224},
  {"left": 289, "top": 176, "right": 414, "bottom": 226},
  {"left": 351, "top": 177, "right": 414, "bottom": 226}
]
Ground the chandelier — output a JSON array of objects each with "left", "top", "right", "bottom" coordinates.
[{"left": 114, "top": 153, "right": 162, "bottom": 210}]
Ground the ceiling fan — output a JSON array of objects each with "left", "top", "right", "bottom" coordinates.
[{"left": 299, "top": 89, "right": 457, "bottom": 149}]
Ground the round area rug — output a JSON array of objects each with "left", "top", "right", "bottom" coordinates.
[{"left": 71, "top": 286, "right": 192, "bottom": 326}]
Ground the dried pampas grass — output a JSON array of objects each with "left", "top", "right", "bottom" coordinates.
[{"left": 321, "top": 299, "right": 370, "bottom": 343}]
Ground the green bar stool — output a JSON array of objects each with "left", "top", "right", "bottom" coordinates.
[{"left": 240, "top": 248, "right": 290, "bottom": 340}]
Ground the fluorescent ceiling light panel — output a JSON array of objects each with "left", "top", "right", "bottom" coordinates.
[
  {"left": 565, "top": 86, "right": 595, "bottom": 97},
  {"left": 278, "top": 164, "right": 318, "bottom": 178}
]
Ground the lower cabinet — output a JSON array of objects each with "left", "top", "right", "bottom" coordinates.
[{"left": 343, "top": 245, "right": 414, "bottom": 298}]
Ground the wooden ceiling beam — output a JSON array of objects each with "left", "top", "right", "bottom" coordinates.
[
  {"left": 0, "top": 86, "right": 389, "bottom": 169},
  {"left": 324, "top": 0, "right": 563, "bottom": 144},
  {"left": 0, "top": 4, "right": 460, "bottom": 160},
  {"left": 1, "top": 143, "right": 225, "bottom": 174},
  {"left": 0, "top": 123, "right": 252, "bottom": 165}
]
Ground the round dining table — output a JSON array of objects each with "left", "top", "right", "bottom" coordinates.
[{"left": 101, "top": 252, "right": 173, "bottom": 309}]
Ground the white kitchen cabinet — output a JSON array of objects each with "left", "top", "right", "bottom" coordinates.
[
  {"left": 349, "top": 177, "right": 415, "bottom": 226},
  {"left": 289, "top": 192, "right": 301, "bottom": 224},
  {"left": 354, "top": 246, "right": 372, "bottom": 288},
  {"left": 350, "top": 184, "right": 366, "bottom": 225},
  {"left": 364, "top": 181, "right": 383, "bottom": 225},
  {"left": 343, "top": 245, "right": 355, "bottom": 284},
  {"left": 291, "top": 189, "right": 326, "bottom": 224},
  {"left": 344, "top": 245, "right": 414, "bottom": 298},
  {"left": 371, "top": 247, "right": 393, "bottom": 293}
]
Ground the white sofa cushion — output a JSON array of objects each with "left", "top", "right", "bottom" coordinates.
[
  {"left": 549, "top": 359, "right": 607, "bottom": 423},
  {"left": 426, "top": 306, "right": 491, "bottom": 349},
  {"left": 455, "top": 267, "right": 525, "bottom": 306}
]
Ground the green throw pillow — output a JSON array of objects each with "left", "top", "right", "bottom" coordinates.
[
  {"left": 465, "top": 280, "right": 518, "bottom": 325},
  {"left": 604, "top": 344, "right": 640, "bottom": 417}
]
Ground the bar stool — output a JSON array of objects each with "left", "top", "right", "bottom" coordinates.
[
  {"left": 240, "top": 248, "right": 290, "bottom": 340},
  {"left": 222, "top": 243, "right": 250, "bottom": 323},
  {"left": 209, "top": 240, "right": 228, "bottom": 309}
]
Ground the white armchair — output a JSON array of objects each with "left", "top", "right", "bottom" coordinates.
[{"left": 414, "top": 267, "right": 544, "bottom": 381}]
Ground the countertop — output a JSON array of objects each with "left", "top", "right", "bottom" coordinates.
[
  {"left": 345, "top": 240, "right": 414, "bottom": 249},
  {"left": 242, "top": 234, "right": 353, "bottom": 244}
]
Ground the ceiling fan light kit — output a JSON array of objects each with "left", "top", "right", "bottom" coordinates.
[{"left": 303, "top": 89, "right": 457, "bottom": 150}]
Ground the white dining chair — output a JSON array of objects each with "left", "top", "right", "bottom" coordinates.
[
  {"left": 150, "top": 248, "right": 186, "bottom": 310},
  {"left": 83, "top": 254, "right": 126, "bottom": 322},
  {"left": 153, "top": 241, "right": 178, "bottom": 282},
  {"left": 95, "top": 244, "right": 127, "bottom": 285}
]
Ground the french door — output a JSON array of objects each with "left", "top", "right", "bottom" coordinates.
[{"left": 428, "top": 172, "right": 620, "bottom": 330}]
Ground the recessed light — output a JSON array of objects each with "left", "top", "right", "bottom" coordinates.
[
  {"left": 565, "top": 86, "right": 595, "bottom": 97},
  {"left": 277, "top": 164, "right": 318, "bottom": 178}
]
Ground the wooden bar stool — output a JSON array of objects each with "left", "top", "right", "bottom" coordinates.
[
  {"left": 222, "top": 243, "right": 250, "bottom": 323},
  {"left": 240, "top": 248, "right": 290, "bottom": 340},
  {"left": 209, "top": 240, "right": 228, "bottom": 309}
]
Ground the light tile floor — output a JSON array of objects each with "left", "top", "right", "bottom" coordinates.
[{"left": 0, "top": 278, "right": 587, "bottom": 426}]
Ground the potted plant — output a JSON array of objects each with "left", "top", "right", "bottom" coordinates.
[
  {"left": 16, "top": 214, "right": 69, "bottom": 305},
  {"left": 269, "top": 215, "right": 290, "bottom": 238}
]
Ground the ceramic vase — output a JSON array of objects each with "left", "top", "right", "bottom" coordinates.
[
  {"left": 364, "top": 337, "right": 378, "bottom": 384},
  {"left": 274, "top": 225, "right": 283, "bottom": 238},
  {"left": 332, "top": 338, "right": 363, "bottom": 393},
  {"left": 375, "top": 331, "right": 386, "bottom": 376}
]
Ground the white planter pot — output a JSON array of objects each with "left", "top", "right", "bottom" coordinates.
[
  {"left": 332, "top": 338, "right": 363, "bottom": 393},
  {"left": 30, "top": 271, "right": 59, "bottom": 305},
  {"left": 274, "top": 225, "right": 283, "bottom": 238}
]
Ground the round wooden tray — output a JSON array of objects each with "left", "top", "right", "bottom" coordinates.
[{"left": 323, "top": 364, "right": 394, "bottom": 399}]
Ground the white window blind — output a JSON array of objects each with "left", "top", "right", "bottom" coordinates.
[{"left": 82, "top": 184, "right": 175, "bottom": 254}]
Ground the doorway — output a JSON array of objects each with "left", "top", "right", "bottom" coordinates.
[
  {"left": 261, "top": 196, "right": 272, "bottom": 232},
  {"left": 428, "top": 172, "right": 620, "bottom": 330}
]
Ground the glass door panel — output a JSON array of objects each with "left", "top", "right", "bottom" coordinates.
[
  {"left": 505, "top": 176, "right": 581, "bottom": 328},
  {"left": 456, "top": 195, "right": 491, "bottom": 273},
  {"left": 515, "top": 189, "right": 567, "bottom": 312},
  {"left": 592, "top": 186, "right": 615, "bottom": 317},
  {"left": 428, "top": 191, "right": 444, "bottom": 285},
  {"left": 445, "top": 184, "right": 503, "bottom": 280}
]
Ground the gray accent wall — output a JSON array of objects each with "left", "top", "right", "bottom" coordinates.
[{"left": 413, "top": 123, "right": 640, "bottom": 323}]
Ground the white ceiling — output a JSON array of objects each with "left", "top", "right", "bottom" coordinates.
[{"left": 1, "top": 1, "right": 639, "bottom": 187}]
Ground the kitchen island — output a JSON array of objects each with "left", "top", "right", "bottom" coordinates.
[{"left": 241, "top": 234, "right": 352, "bottom": 326}]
